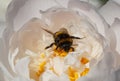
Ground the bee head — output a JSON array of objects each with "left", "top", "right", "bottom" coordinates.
[{"left": 59, "top": 28, "right": 68, "bottom": 34}]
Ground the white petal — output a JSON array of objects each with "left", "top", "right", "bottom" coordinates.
[
  {"left": 115, "top": 69, "right": 120, "bottom": 81},
  {"left": 68, "top": 0, "right": 108, "bottom": 37},
  {"left": 106, "top": 18, "right": 120, "bottom": 70},
  {"left": 0, "top": 38, "right": 8, "bottom": 66},
  {"left": 41, "top": 8, "right": 82, "bottom": 30},
  {"left": 8, "top": 48, "right": 19, "bottom": 73},
  {"left": 53, "top": 57, "right": 64, "bottom": 75},
  {"left": 80, "top": 0, "right": 106, "bottom": 8},
  {"left": 6, "top": 0, "right": 58, "bottom": 31},
  {"left": 64, "top": 53, "right": 78, "bottom": 65},
  {"left": 40, "top": 71, "right": 69, "bottom": 81},
  {"left": 79, "top": 50, "right": 116, "bottom": 81},
  {"left": 59, "top": 74, "right": 70, "bottom": 81},
  {"left": 25, "top": 49, "right": 38, "bottom": 56},
  {"left": 77, "top": 76, "right": 91, "bottom": 81},
  {"left": 40, "top": 70, "right": 58, "bottom": 81},
  {"left": 109, "top": 18, "right": 120, "bottom": 55},
  {"left": 13, "top": 76, "right": 34, "bottom": 81},
  {"left": 0, "top": 62, "right": 13, "bottom": 81},
  {"left": 15, "top": 56, "right": 30, "bottom": 79},
  {"left": 54, "top": 0, "right": 69, "bottom": 8},
  {"left": 78, "top": 72, "right": 116, "bottom": 81},
  {"left": 0, "top": 21, "right": 6, "bottom": 38},
  {"left": 99, "top": 0, "right": 120, "bottom": 25},
  {"left": 112, "top": 0, "right": 120, "bottom": 5},
  {"left": 0, "top": 0, "right": 11, "bottom": 21}
]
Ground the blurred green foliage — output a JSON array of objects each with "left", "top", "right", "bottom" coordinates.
[{"left": 100, "top": 0, "right": 109, "bottom": 5}]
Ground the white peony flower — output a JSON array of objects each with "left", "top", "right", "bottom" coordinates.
[{"left": 0, "top": 0, "right": 120, "bottom": 81}]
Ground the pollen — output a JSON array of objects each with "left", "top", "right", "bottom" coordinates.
[
  {"left": 67, "top": 67, "right": 79, "bottom": 81},
  {"left": 80, "top": 57, "right": 89, "bottom": 64},
  {"left": 36, "top": 61, "right": 46, "bottom": 76},
  {"left": 49, "top": 67, "right": 59, "bottom": 75},
  {"left": 53, "top": 49, "right": 67, "bottom": 57},
  {"left": 40, "top": 53, "right": 46, "bottom": 58},
  {"left": 80, "top": 68, "right": 90, "bottom": 76}
]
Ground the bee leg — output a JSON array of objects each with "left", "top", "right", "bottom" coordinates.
[
  {"left": 70, "top": 47, "right": 74, "bottom": 52},
  {"left": 45, "top": 43, "right": 54, "bottom": 49},
  {"left": 70, "top": 36, "right": 81, "bottom": 39},
  {"left": 55, "top": 46, "right": 59, "bottom": 50}
]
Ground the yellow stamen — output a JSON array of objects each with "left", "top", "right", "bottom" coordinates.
[
  {"left": 80, "top": 68, "right": 90, "bottom": 76},
  {"left": 49, "top": 67, "right": 59, "bottom": 75},
  {"left": 67, "top": 67, "right": 79, "bottom": 81},
  {"left": 40, "top": 53, "right": 45, "bottom": 58},
  {"left": 36, "top": 61, "right": 46, "bottom": 76},
  {"left": 49, "top": 67, "right": 54, "bottom": 70},
  {"left": 80, "top": 57, "right": 89, "bottom": 64}
]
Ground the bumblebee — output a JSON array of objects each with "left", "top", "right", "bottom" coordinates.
[{"left": 42, "top": 27, "right": 81, "bottom": 52}]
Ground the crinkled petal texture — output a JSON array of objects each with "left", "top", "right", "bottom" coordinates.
[
  {"left": 0, "top": 48, "right": 34, "bottom": 81},
  {"left": 6, "top": 0, "right": 108, "bottom": 36},
  {"left": 106, "top": 18, "right": 120, "bottom": 69},
  {"left": 0, "top": 0, "right": 120, "bottom": 81},
  {"left": 110, "top": 19, "right": 120, "bottom": 56},
  {"left": 100, "top": 0, "right": 120, "bottom": 66},
  {"left": 99, "top": 0, "right": 120, "bottom": 25}
]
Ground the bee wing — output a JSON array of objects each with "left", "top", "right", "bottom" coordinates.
[{"left": 41, "top": 27, "right": 54, "bottom": 35}]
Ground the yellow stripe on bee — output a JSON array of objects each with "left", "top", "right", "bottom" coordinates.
[{"left": 55, "top": 32, "right": 62, "bottom": 37}]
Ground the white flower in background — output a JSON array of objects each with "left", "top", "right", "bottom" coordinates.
[{"left": 0, "top": 0, "right": 120, "bottom": 81}]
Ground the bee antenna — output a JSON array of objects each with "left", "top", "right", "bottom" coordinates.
[{"left": 41, "top": 27, "right": 54, "bottom": 35}]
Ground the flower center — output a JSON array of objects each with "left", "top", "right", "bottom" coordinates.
[
  {"left": 12, "top": 15, "right": 103, "bottom": 81},
  {"left": 28, "top": 48, "right": 92, "bottom": 81},
  {"left": 27, "top": 26, "right": 103, "bottom": 81}
]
